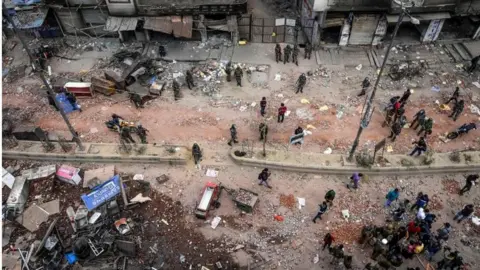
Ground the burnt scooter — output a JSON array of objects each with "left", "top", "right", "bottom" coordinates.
[{"left": 446, "top": 123, "right": 477, "bottom": 140}]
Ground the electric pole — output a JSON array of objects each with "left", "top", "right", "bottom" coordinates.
[{"left": 3, "top": 3, "right": 84, "bottom": 150}]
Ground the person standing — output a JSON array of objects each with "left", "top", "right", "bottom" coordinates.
[
  {"left": 275, "top": 44, "right": 282, "bottom": 63},
  {"left": 411, "top": 109, "right": 426, "bottom": 130},
  {"left": 393, "top": 106, "right": 405, "bottom": 124},
  {"left": 277, "top": 103, "right": 287, "bottom": 123},
  {"left": 304, "top": 43, "right": 312, "bottom": 59},
  {"left": 296, "top": 73, "right": 307, "bottom": 94},
  {"left": 293, "top": 126, "right": 304, "bottom": 145},
  {"left": 258, "top": 168, "right": 272, "bottom": 188},
  {"left": 227, "top": 124, "right": 239, "bottom": 146},
  {"left": 446, "top": 87, "right": 460, "bottom": 104},
  {"left": 459, "top": 174, "right": 479, "bottom": 195},
  {"left": 260, "top": 97, "right": 267, "bottom": 117},
  {"left": 192, "top": 143, "right": 202, "bottom": 165},
  {"left": 417, "top": 117, "right": 433, "bottom": 137},
  {"left": 225, "top": 62, "right": 232, "bottom": 82},
  {"left": 399, "top": 89, "right": 413, "bottom": 105},
  {"left": 186, "top": 70, "right": 195, "bottom": 90},
  {"left": 136, "top": 124, "right": 148, "bottom": 144},
  {"left": 234, "top": 66, "right": 243, "bottom": 87},
  {"left": 173, "top": 79, "right": 181, "bottom": 101},
  {"left": 411, "top": 193, "right": 428, "bottom": 211},
  {"left": 371, "top": 239, "right": 388, "bottom": 260},
  {"left": 388, "top": 122, "right": 402, "bottom": 142},
  {"left": 323, "top": 233, "right": 335, "bottom": 250},
  {"left": 436, "top": 223, "right": 452, "bottom": 241},
  {"left": 453, "top": 204, "right": 474, "bottom": 223},
  {"left": 259, "top": 123, "right": 268, "bottom": 141},
  {"left": 467, "top": 55, "right": 479, "bottom": 72},
  {"left": 357, "top": 77, "right": 370, "bottom": 97},
  {"left": 312, "top": 201, "right": 328, "bottom": 223},
  {"left": 409, "top": 137, "right": 427, "bottom": 156},
  {"left": 292, "top": 45, "right": 299, "bottom": 66},
  {"left": 385, "top": 188, "right": 400, "bottom": 207},
  {"left": 283, "top": 45, "right": 291, "bottom": 64},
  {"left": 449, "top": 100, "right": 464, "bottom": 121}
]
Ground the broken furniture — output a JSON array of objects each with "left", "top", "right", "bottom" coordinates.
[
  {"left": 91, "top": 76, "right": 117, "bottom": 96},
  {"left": 56, "top": 165, "right": 82, "bottom": 185},
  {"left": 22, "top": 165, "right": 57, "bottom": 181},
  {"left": 64, "top": 82, "right": 94, "bottom": 97},
  {"left": 195, "top": 182, "right": 223, "bottom": 219},
  {"left": 6, "top": 176, "right": 29, "bottom": 218}
]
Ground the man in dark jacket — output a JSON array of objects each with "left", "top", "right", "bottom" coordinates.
[
  {"left": 459, "top": 174, "right": 479, "bottom": 195},
  {"left": 259, "top": 123, "right": 268, "bottom": 141},
  {"left": 449, "top": 100, "right": 464, "bottom": 121},
  {"left": 446, "top": 87, "right": 460, "bottom": 104},
  {"left": 304, "top": 43, "right": 312, "bottom": 59},
  {"left": 296, "top": 73, "right": 307, "bottom": 94},
  {"left": 411, "top": 109, "right": 426, "bottom": 130},
  {"left": 467, "top": 55, "right": 479, "bottom": 72},
  {"left": 313, "top": 201, "right": 328, "bottom": 223},
  {"left": 260, "top": 97, "right": 267, "bottom": 117},
  {"left": 323, "top": 233, "right": 335, "bottom": 250},
  {"left": 275, "top": 44, "right": 282, "bottom": 63},
  {"left": 399, "top": 89, "right": 413, "bottom": 105},
  {"left": 389, "top": 122, "right": 402, "bottom": 142},
  {"left": 227, "top": 124, "right": 238, "bottom": 146},
  {"left": 453, "top": 204, "right": 474, "bottom": 223},
  {"left": 234, "top": 66, "right": 243, "bottom": 87},
  {"left": 418, "top": 118, "right": 433, "bottom": 137},
  {"left": 225, "top": 62, "right": 232, "bottom": 82},
  {"left": 409, "top": 137, "right": 427, "bottom": 156},
  {"left": 358, "top": 77, "right": 370, "bottom": 96},
  {"left": 258, "top": 168, "right": 272, "bottom": 188},
  {"left": 192, "top": 143, "right": 202, "bottom": 165},
  {"left": 283, "top": 45, "right": 292, "bottom": 64},
  {"left": 186, "top": 70, "right": 195, "bottom": 90}
]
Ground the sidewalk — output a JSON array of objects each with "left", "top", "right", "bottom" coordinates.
[{"left": 230, "top": 148, "right": 480, "bottom": 176}]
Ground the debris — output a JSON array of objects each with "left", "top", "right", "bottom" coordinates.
[
  {"left": 274, "top": 74, "right": 281, "bottom": 81},
  {"left": 297, "top": 197, "right": 306, "bottom": 210},
  {"left": 44, "top": 235, "right": 58, "bottom": 251},
  {"left": 38, "top": 199, "right": 60, "bottom": 215},
  {"left": 251, "top": 102, "right": 257, "bottom": 107},
  {"left": 355, "top": 64, "right": 362, "bottom": 71},
  {"left": 88, "top": 212, "right": 101, "bottom": 224},
  {"left": 180, "top": 254, "right": 186, "bottom": 263},
  {"left": 472, "top": 82, "right": 480, "bottom": 88},
  {"left": 16, "top": 204, "right": 50, "bottom": 232},
  {"left": 300, "top": 99, "right": 310, "bottom": 104},
  {"left": 2, "top": 226, "right": 15, "bottom": 247},
  {"left": 280, "top": 194, "right": 296, "bottom": 208},
  {"left": 74, "top": 205, "right": 89, "bottom": 229},
  {"left": 83, "top": 165, "right": 115, "bottom": 188},
  {"left": 386, "top": 145, "right": 393, "bottom": 152},
  {"left": 341, "top": 209, "right": 350, "bottom": 220},
  {"left": 439, "top": 104, "right": 451, "bottom": 111},
  {"left": 115, "top": 240, "right": 135, "bottom": 257},
  {"left": 156, "top": 174, "right": 170, "bottom": 184},
  {"left": 161, "top": 219, "right": 169, "bottom": 226},
  {"left": 277, "top": 93, "right": 284, "bottom": 98},
  {"left": 323, "top": 148, "right": 333, "bottom": 154},
  {"left": 6, "top": 176, "right": 29, "bottom": 217},
  {"left": 133, "top": 174, "right": 144, "bottom": 180},
  {"left": 274, "top": 215, "right": 284, "bottom": 222},
  {"left": 469, "top": 104, "right": 480, "bottom": 115},
  {"left": 431, "top": 86, "right": 440, "bottom": 92},
  {"left": 115, "top": 218, "right": 132, "bottom": 234},
  {"left": 56, "top": 165, "right": 82, "bottom": 185},
  {"left": 239, "top": 105, "right": 248, "bottom": 112},
  {"left": 130, "top": 193, "right": 152, "bottom": 203},
  {"left": 2, "top": 167, "right": 15, "bottom": 188},
  {"left": 22, "top": 165, "right": 56, "bottom": 181},
  {"left": 211, "top": 216, "right": 222, "bottom": 229},
  {"left": 306, "top": 124, "right": 316, "bottom": 130},
  {"left": 205, "top": 169, "right": 219, "bottom": 178},
  {"left": 81, "top": 175, "right": 121, "bottom": 211},
  {"left": 319, "top": 105, "right": 329, "bottom": 111},
  {"left": 66, "top": 206, "right": 77, "bottom": 232},
  {"left": 313, "top": 254, "right": 319, "bottom": 264}
]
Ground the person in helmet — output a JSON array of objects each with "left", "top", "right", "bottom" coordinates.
[
  {"left": 136, "top": 124, "right": 148, "bottom": 144},
  {"left": 296, "top": 73, "right": 307, "bottom": 94}
]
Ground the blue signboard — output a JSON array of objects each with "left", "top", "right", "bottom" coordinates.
[{"left": 81, "top": 175, "right": 121, "bottom": 211}]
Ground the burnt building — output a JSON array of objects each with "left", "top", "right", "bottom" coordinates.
[
  {"left": 49, "top": 0, "right": 247, "bottom": 42},
  {"left": 300, "top": 0, "right": 480, "bottom": 46}
]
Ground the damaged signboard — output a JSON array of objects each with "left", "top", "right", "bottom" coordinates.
[
  {"left": 81, "top": 175, "right": 121, "bottom": 211},
  {"left": 56, "top": 165, "right": 82, "bottom": 185}
]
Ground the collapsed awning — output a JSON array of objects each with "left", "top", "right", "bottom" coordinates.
[
  {"left": 144, "top": 16, "right": 172, "bottom": 34},
  {"left": 203, "top": 15, "right": 237, "bottom": 32},
  {"left": 172, "top": 15, "right": 192, "bottom": 38},
  {"left": 104, "top": 16, "right": 139, "bottom": 32},
  {"left": 7, "top": 7, "right": 49, "bottom": 29},
  {"left": 386, "top": 12, "right": 451, "bottom": 23}
]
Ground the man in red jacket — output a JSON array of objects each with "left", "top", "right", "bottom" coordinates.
[{"left": 278, "top": 103, "right": 287, "bottom": 123}]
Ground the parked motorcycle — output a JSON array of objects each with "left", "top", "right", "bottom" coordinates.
[{"left": 446, "top": 123, "right": 477, "bottom": 140}]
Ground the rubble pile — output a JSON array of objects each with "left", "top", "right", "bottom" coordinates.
[
  {"left": 428, "top": 194, "right": 444, "bottom": 210},
  {"left": 331, "top": 223, "right": 363, "bottom": 245},
  {"left": 1, "top": 164, "right": 236, "bottom": 269},
  {"left": 194, "top": 60, "right": 225, "bottom": 96},
  {"left": 279, "top": 194, "right": 296, "bottom": 209},
  {"left": 441, "top": 179, "right": 460, "bottom": 194}
]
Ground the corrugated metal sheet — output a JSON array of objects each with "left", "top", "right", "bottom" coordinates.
[
  {"left": 348, "top": 14, "right": 379, "bottom": 45},
  {"left": 81, "top": 8, "right": 108, "bottom": 24},
  {"left": 144, "top": 16, "right": 172, "bottom": 33},
  {"left": 104, "top": 16, "right": 139, "bottom": 32},
  {"left": 386, "top": 12, "right": 451, "bottom": 23},
  {"left": 55, "top": 9, "right": 85, "bottom": 34}
]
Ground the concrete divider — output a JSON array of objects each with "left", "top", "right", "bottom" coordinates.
[{"left": 230, "top": 149, "right": 480, "bottom": 176}]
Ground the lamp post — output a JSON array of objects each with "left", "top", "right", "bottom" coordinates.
[
  {"left": 2, "top": 3, "right": 84, "bottom": 151},
  {"left": 348, "top": 2, "right": 419, "bottom": 161}
]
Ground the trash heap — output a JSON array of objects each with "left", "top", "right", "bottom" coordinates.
[{"left": 193, "top": 60, "right": 226, "bottom": 96}]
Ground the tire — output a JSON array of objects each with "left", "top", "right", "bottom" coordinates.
[{"left": 447, "top": 132, "right": 458, "bottom": 140}]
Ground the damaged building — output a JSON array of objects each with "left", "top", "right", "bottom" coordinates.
[
  {"left": 46, "top": 0, "right": 247, "bottom": 42},
  {"left": 295, "top": 0, "right": 480, "bottom": 46}
]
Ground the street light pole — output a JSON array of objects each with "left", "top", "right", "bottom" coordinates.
[
  {"left": 348, "top": 10, "right": 406, "bottom": 161},
  {"left": 2, "top": 3, "right": 85, "bottom": 150}
]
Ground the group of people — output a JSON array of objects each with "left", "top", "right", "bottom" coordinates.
[
  {"left": 274, "top": 43, "right": 312, "bottom": 66},
  {"left": 108, "top": 114, "right": 149, "bottom": 144},
  {"left": 225, "top": 62, "right": 244, "bottom": 87},
  {"left": 310, "top": 172, "right": 478, "bottom": 269}
]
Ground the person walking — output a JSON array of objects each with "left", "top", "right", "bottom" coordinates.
[
  {"left": 323, "top": 233, "right": 335, "bottom": 250},
  {"left": 446, "top": 87, "right": 460, "bottom": 104},
  {"left": 453, "top": 204, "right": 474, "bottom": 223},
  {"left": 312, "top": 201, "right": 328, "bottom": 223},
  {"left": 283, "top": 45, "right": 291, "bottom": 64},
  {"left": 225, "top": 62, "right": 232, "bottom": 82},
  {"left": 227, "top": 124, "right": 238, "bottom": 146},
  {"left": 260, "top": 97, "right": 267, "bottom": 117},
  {"left": 385, "top": 188, "right": 400, "bottom": 207},
  {"left": 324, "top": 189, "right": 336, "bottom": 206},
  {"left": 258, "top": 168, "right": 272, "bottom": 188},
  {"left": 411, "top": 109, "right": 426, "bottom": 130},
  {"left": 459, "top": 174, "right": 479, "bottom": 195},
  {"left": 186, "top": 70, "right": 195, "bottom": 90},
  {"left": 277, "top": 103, "right": 287, "bottom": 123},
  {"left": 347, "top": 172, "right": 363, "bottom": 190},
  {"left": 389, "top": 122, "right": 402, "bottom": 142},
  {"left": 409, "top": 137, "right": 427, "bottom": 156},
  {"left": 259, "top": 123, "right": 268, "bottom": 141},
  {"left": 304, "top": 43, "right": 312, "bottom": 59},
  {"left": 357, "top": 77, "right": 370, "bottom": 96},
  {"left": 192, "top": 143, "right": 202, "bottom": 166},
  {"left": 234, "top": 66, "right": 243, "bottom": 87},
  {"left": 449, "top": 100, "right": 464, "bottom": 121},
  {"left": 296, "top": 73, "right": 307, "bottom": 94},
  {"left": 292, "top": 45, "right": 299, "bottom": 66}
]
